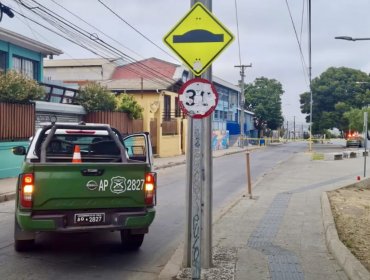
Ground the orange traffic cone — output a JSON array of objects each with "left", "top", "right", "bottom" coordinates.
[{"left": 72, "top": 145, "right": 82, "bottom": 163}]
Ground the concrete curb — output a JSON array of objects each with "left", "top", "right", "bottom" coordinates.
[
  {"left": 321, "top": 192, "right": 370, "bottom": 280},
  {"left": 0, "top": 192, "right": 16, "bottom": 203}
]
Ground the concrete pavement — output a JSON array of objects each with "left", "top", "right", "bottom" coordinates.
[
  {"left": 159, "top": 144, "right": 370, "bottom": 280},
  {"left": 1, "top": 142, "right": 369, "bottom": 279}
]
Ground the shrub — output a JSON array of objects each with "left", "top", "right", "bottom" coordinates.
[
  {"left": 77, "top": 82, "right": 116, "bottom": 112},
  {"left": 116, "top": 93, "right": 143, "bottom": 119},
  {"left": 0, "top": 70, "right": 45, "bottom": 103}
]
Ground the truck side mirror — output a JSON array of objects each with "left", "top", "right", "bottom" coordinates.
[{"left": 13, "top": 146, "right": 26, "bottom": 156}]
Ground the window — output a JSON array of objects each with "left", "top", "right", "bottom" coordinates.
[
  {"left": 163, "top": 94, "right": 171, "bottom": 121},
  {"left": 0, "top": 51, "right": 6, "bottom": 73},
  {"left": 214, "top": 110, "right": 219, "bottom": 119},
  {"left": 13, "top": 56, "right": 38, "bottom": 80}
]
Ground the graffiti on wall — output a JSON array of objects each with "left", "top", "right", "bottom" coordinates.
[{"left": 212, "top": 130, "right": 229, "bottom": 150}]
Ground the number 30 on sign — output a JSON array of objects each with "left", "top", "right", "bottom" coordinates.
[{"left": 178, "top": 78, "right": 218, "bottom": 119}]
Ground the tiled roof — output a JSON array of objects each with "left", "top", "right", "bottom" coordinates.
[{"left": 111, "top": 57, "right": 178, "bottom": 80}]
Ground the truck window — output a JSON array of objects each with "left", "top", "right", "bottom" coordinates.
[{"left": 39, "top": 133, "right": 122, "bottom": 163}]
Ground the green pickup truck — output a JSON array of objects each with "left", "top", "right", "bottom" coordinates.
[{"left": 12, "top": 122, "right": 156, "bottom": 252}]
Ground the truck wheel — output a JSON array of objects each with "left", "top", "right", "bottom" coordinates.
[
  {"left": 14, "top": 217, "right": 35, "bottom": 252},
  {"left": 120, "top": 229, "right": 144, "bottom": 250}
]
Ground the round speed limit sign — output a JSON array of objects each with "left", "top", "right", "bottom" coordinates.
[{"left": 178, "top": 78, "right": 218, "bottom": 119}]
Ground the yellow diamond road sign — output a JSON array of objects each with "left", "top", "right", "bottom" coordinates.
[{"left": 163, "top": 3, "right": 234, "bottom": 76}]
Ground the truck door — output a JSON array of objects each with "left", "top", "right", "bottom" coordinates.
[{"left": 123, "top": 133, "right": 153, "bottom": 167}]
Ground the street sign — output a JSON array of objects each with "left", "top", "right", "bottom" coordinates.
[
  {"left": 163, "top": 3, "right": 234, "bottom": 76},
  {"left": 178, "top": 78, "right": 218, "bottom": 119}
]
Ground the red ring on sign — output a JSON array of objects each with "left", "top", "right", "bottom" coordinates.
[{"left": 178, "top": 78, "right": 219, "bottom": 119}]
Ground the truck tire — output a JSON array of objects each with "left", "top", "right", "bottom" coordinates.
[
  {"left": 14, "top": 217, "right": 35, "bottom": 252},
  {"left": 120, "top": 229, "right": 144, "bottom": 250}
]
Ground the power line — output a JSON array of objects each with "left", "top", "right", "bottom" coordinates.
[
  {"left": 97, "top": 0, "right": 178, "bottom": 62},
  {"left": 48, "top": 0, "right": 144, "bottom": 61},
  {"left": 234, "top": 0, "right": 242, "bottom": 66},
  {"left": 13, "top": 0, "right": 180, "bottom": 88},
  {"left": 284, "top": 0, "right": 309, "bottom": 86}
]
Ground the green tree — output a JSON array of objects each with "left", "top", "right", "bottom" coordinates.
[
  {"left": 0, "top": 70, "right": 44, "bottom": 103},
  {"left": 343, "top": 107, "right": 370, "bottom": 133},
  {"left": 300, "top": 67, "right": 370, "bottom": 134},
  {"left": 116, "top": 94, "right": 143, "bottom": 119},
  {"left": 244, "top": 77, "right": 284, "bottom": 136},
  {"left": 77, "top": 82, "right": 116, "bottom": 112}
]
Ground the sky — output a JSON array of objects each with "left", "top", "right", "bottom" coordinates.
[{"left": 1, "top": 0, "right": 370, "bottom": 127}]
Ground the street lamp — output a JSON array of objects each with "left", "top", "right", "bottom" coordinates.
[{"left": 335, "top": 36, "right": 370, "bottom": 41}]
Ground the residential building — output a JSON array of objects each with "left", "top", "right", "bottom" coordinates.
[
  {"left": 41, "top": 57, "right": 257, "bottom": 155},
  {"left": 0, "top": 27, "right": 62, "bottom": 81}
]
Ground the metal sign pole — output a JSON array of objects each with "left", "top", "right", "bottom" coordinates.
[{"left": 191, "top": 118, "right": 203, "bottom": 279}]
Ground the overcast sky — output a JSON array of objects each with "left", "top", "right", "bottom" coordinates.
[{"left": 1, "top": 0, "right": 370, "bottom": 125}]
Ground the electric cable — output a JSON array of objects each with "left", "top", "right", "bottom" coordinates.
[
  {"left": 284, "top": 0, "right": 309, "bottom": 86},
  {"left": 13, "top": 0, "right": 181, "bottom": 88}
]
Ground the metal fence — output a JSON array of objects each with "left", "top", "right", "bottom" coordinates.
[
  {"left": 84, "top": 111, "right": 143, "bottom": 135},
  {"left": 0, "top": 102, "right": 35, "bottom": 140}
]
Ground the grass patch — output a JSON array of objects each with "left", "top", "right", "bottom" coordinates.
[{"left": 312, "top": 153, "right": 324, "bottom": 160}]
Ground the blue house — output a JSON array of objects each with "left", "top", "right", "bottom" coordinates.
[
  {"left": 0, "top": 27, "right": 66, "bottom": 179},
  {"left": 0, "top": 27, "right": 62, "bottom": 81},
  {"left": 211, "top": 76, "right": 256, "bottom": 148}
]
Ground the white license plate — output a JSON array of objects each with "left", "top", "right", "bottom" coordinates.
[{"left": 74, "top": 213, "right": 105, "bottom": 225}]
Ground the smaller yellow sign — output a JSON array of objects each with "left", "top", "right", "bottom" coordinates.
[{"left": 163, "top": 3, "right": 234, "bottom": 76}]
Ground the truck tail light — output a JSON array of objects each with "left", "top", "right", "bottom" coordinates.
[
  {"left": 144, "top": 172, "right": 156, "bottom": 206},
  {"left": 20, "top": 173, "right": 34, "bottom": 208}
]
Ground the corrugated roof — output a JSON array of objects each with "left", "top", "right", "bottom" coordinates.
[
  {"left": 44, "top": 58, "right": 115, "bottom": 67},
  {"left": 213, "top": 76, "right": 240, "bottom": 92},
  {"left": 100, "top": 78, "right": 172, "bottom": 91},
  {"left": 0, "top": 27, "right": 62, "bottom": 56},
  {"left": 111, "top": 57, "right": 178, "bottom": 80}
]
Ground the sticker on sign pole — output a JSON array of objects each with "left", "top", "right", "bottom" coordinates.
[{"left": 178, "top": 78, "right": 218, "bottom": 119}]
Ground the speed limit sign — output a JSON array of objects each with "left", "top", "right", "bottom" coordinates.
[{"left": 178, "top": 78, "right": 218, "bottom": 119}]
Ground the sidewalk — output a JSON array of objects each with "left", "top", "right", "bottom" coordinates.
[
  {"left": 160, "top": 148, "right": 370, "bottom": 280},
  {"left": 0, "top": 145, "right": 258, "bottom": 203}
]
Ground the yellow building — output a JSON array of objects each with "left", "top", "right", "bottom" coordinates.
[{"left": 100, "top": 58, "right": 189, "bottom": 157}]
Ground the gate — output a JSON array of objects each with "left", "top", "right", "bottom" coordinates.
[{"left": 150, "top": 119, "right": 157, "bottom": 154}]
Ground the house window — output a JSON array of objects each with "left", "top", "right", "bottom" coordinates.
[
  {"left": 163, "top": 94, "right": 171, "bottom": 121},
  {"left": 13, "top": 56, "right": 38, "bottom": 80},
  {"left": 214, "top": 110, "right": 219, "bottom": 119},
  {"left": 0, "top": 51, "right": 6, "bottom": 73}
]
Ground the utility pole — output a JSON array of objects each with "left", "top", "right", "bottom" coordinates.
[
  {"left": 235, "top": 64, "right": 252, "bottom": 148},
  {"left": 293, "top": 116, "right": 296, "bottom": 140},
  {"left": 308, "top": 0, "right": 313, "bottom": 151},
  {"left": 287, "top": 120, "right": 289, "bottom": 140},
  {"left": 184, "top": 0, "right": 213, "bottom": 274}
]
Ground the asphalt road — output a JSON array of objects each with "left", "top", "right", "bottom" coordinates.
[{"left": 0, "top": 142, "right": 311, "bottom": 280}]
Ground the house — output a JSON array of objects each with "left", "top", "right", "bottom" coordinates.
[
  {"left": 42, "top": 57, "right": 257, "bottom": 155},
  {"left": 102, "top": 58, "right": 187, "bottom": 157},
  {"left": 0, "top": 27, "right": 68, "bottom": 178},
  {"left": 0, "top": 27, "right": 62, "bottom": 81}
]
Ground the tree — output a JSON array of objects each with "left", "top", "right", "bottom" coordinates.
[
  {"left": 299, "top": 67, "right": 370, "bottom": 134},
  {"left": 77, "top": 82, "right": 116, "bottom": 112},
  {"left": 244, "top": 77, "right": 284, "bottom": 137},
  {"left": 116, "top": 94, "right": 143, "bottom": 119},
  {"left": 0, "top": 70, "right": 44, "bottom": 103},
  {"left": 343, "top": 107, "right": 370, "bottom": 133}
]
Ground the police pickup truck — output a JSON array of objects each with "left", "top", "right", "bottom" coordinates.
[{"left": 12, "top": 122, "right": 156, "bottom": 251}]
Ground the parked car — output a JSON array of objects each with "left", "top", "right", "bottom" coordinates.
[{"left": 346, "top": 136, "right": 364, "bottom": 148}]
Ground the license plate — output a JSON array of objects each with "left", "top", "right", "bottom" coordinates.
[{"left": 74, "top": 213, "right": 105, "bottom": 225}]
